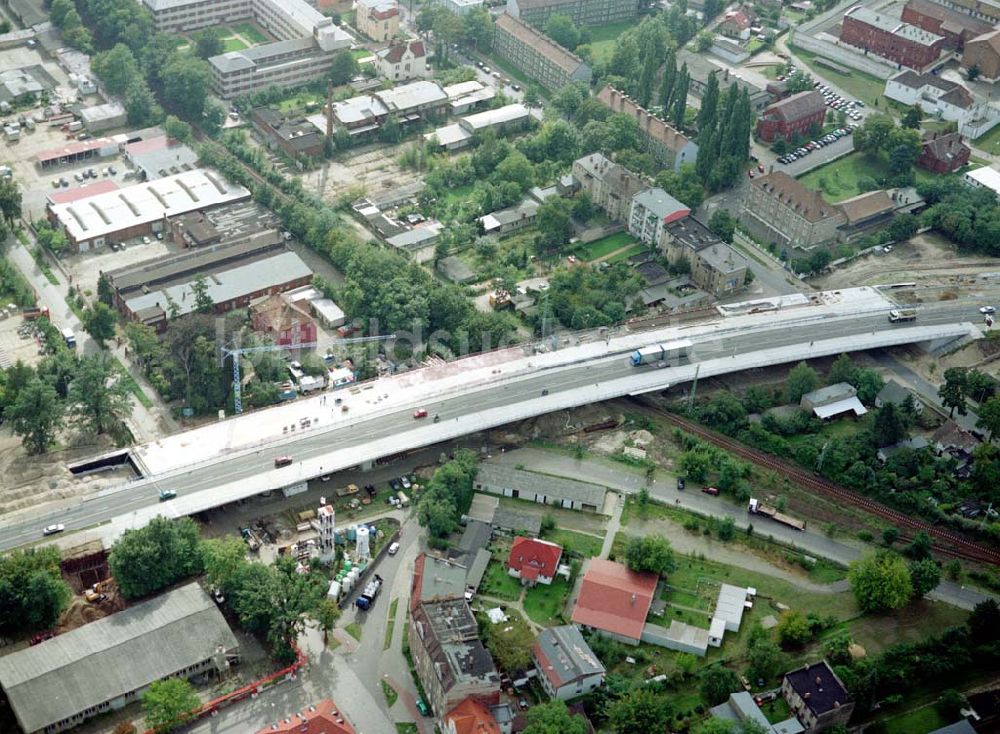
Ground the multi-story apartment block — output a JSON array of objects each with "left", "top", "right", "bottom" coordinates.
[
  {"left": 840, "top": 6, "right": 946, "bottom": 69},
  {"left": 627, "top": 188, "right": 691, "bottom": 247},
  {"left": 356, "top": 0, "right": 399, "bottom": 41},
  {"left": 901, "top": 0, "right": 991, "bottom": 48},
  {"left": 143, "top": 0, "right": 352, "bottom": 98},
  {"left": 506, "top": 0, "right": 639, "bottom": 28},
  {"left": 782, "top": 661, "right": 854, "bottom": 733},
  {"left": 595, "top": 87, "right": 698, "bottom": 171},
  {"left": 740, "top": 171, "right": 847, "bottom": 251},
  {"left": 493, "top": 14, "right": 592, "bottom": 91},
  {"left": 663, "top": 217, "right": 749, "bottom": 296},
  {"left": 930, "top": 0, "right": 1000, "bottom": 24},
  {"left": 755, "top": 91, "right": 826, "bottom": 143},
  {"left": 571, "top": 153, "right": 648, "bottom": 222},
  {"left": 428, "top": 0, "right": 484, "bottom": 15}
]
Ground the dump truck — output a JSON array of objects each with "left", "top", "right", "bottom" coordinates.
[
  {"left": 888, "top": 308, "right": 917, "bottom": 323},
  {"left": 747, "top": 498, "right": 806, "bottom": 531},
  {"left": 355, "top": 574, "right": 383, "bottom": 610}
]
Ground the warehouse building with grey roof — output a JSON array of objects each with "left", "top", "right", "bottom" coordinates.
[
  {"left": 0, "top": 583, "right": 239, "bottom": 734},
  {"left": 474, "top": 463, "right": 607, "bottom": 512}
]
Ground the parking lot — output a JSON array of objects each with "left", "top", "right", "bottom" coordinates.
[{"left": 0, "top": 311, "right": 51, "bottom": 369}]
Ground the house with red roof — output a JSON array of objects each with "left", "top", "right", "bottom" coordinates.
[
  {"left": 442, "top": 697, "right": 501, "bottom": 734},
  {"left": 376, "top": 40, "right": 429, "bottom": 82},
  {"left": 570, "top": 559, "right": 658, "bottom": 645},
  {"left": 507, "top": 536, "right": 563, "bottom": 587},
  {"left": 256, "top": 699, "right": 356, "bottom": 734}
]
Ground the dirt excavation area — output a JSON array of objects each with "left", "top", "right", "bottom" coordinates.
[
  {"left": 814, "top": 232, "right": 999, "bottom": 290},
  {"left": 301, "top": 142, "right": 415, "bottom": 204},
  {"left": 0, "top": 431, "right": 128, "bottom": 519}
]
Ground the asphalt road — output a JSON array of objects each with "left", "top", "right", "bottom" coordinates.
[{"left": 0, "top": 300, "right": 982, "bottom": 552}]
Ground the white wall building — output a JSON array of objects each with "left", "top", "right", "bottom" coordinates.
[
  {"left": 965, "top": 165, "right": 1000, "bottom": 199},
  {"left": 885, "top": 70, "right": 1000, "bottom": 137}
]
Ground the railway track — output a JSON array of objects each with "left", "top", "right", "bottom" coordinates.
[{"left": 634, "top": 399, "right": 1000, "bottom": 567}]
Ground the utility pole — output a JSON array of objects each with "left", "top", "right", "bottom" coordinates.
[{"left": 686, "top": 363, "right": 700, "bottom": 413}]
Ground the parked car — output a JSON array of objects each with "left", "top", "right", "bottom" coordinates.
[
  {"left": 677, "top": 477, "right": 686, "bottom": 490},
  {"left": 702, "top": 487, "right": 720, "bottom": 496},
  {"left": 388, "top": 542, "right": 400, "bottom": 555},
  {"left": 29, "top": 631, "right": 54, "bottom": 645},
  {"left": 416, "top": 699, "right": 431, "bottom": 717}
]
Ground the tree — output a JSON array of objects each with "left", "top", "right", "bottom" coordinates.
[
  {"left": 112, "top": 722, "right": 137, "bottom": 734},
  {"left": 786, "top": 361, "right": 819, "bottom": 403},
  {"left": 485, "top": 614, "right": 535, "bottom": 673},
  {"left": 700, "top": 666, "right": 741, "bottom": 706},
  {"left": 848, "top": 551, "right": 913, "bottom": 613},
  {"left": 0, "top": 177, "right": 23, "bottom": 227},
  {"left": 696, "top": 29, "right": 714, "bottom": 51},
  {"left": 109, "top": 517, "right": 203, "bottom": 599},
  {"left": 977, "top": 395, "right": 1000, "bottom": 441},
  {"left": 522, "top": 700, "right": 588, "bottom": 734},
  {"left": 745, "top": 624, "right": 782, "bottom": 681},
  {"left": 313, "top": 598, "right": 342, "bottom": 644},
  {"left": 199, "top": 536, "right": 247, "bottom": 593},
  {"left": 191, "top": 273, "right": 214, "bottom": 314},
  {"left": 97, "top": 273, "right": 115, "bottom": 307},
  {"left": 695, "top": 721, "right": 735, "bottom": 734},
  {"left": 872, "top": 403, "right": 907, "bottom": 447},
  {"left": 463, "top": 8, "right": 494, "bottom": 51},
  {"left": 162, "top": 54, "right": 212, "bottom": 119},
  {"left": 776, "top": 610, "right": 811, "bottom": 647},
  {"left": 902, "top": 105, "right": 921, "bottom": 129},
  {"left": 124, "top": 80, "right": 162, "bottom": 127},
  {"left": 142, "top": 678, "right": 200, "bottom": 732},
  {"left": 607, "top": 688, "right": 673, "bottom": 733},
  {"left": 91, "top": 43, "right": 141, "bottom": 95},
  {"left": 330, "top": 49, "right": 359, "bottom": 85},
  {"left": 9, "top": 379, "right": 62, "bottom": 454},
  {"left": 672, "top": 63, "right": 689, "bottom": 129},
  {"left": 882, "top": 526, "right": 899, "bottom": 547},
  {"left": 69, "top": 354, "right": 132, "bottom": 437},
  {"left": 853, "top": 114, "right": 896, "bottom": 158},
  {"left": 432, "top": 10, "right": 464, "bottom": 56},
  {"left": 164, "top": 115, "right": 193, "bottom": 144},
  {"left": 968, "top": 598, "right": 1000, "bottom": 644},
  {"left": 545, "top": 13, "right": 580, "bottom": 50},
  {"left": 936, "top": 689, "right": 967, "bottom": 721},
  {"left": 903, "top": 530, "right": 932, "bottom": 561},
  {"left": 909, "top": 558, "right": 941, "bottom": 597},
  {"left": 708, "top": 209, "right": 736, "bottom": 243},
  {"left": 624, "top": 535, "right": 676, "bottom": 576},
  {"left": 828, "top": 353, "right": 859, "bottom": 386},
  {"left": 534, "top": 197, "right": 574, "bottom": 253},
  {"left": 83, "top": 302, "right": 117, "bottom": 346},
  {"left": 0, "top": 548, "right": 71, "bottom": 634},
  {"left": 194, "top": 27, "right": 224, "bottom": 59}
]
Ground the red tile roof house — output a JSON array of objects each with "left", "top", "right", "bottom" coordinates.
[
  {"left": 570, "top": 559, "right": 658, "bottom": 645},
  {"left": 507, "top": 536, "right": 563, "bottom": 586},
  {"left": 443, "top": 697, "right": 501, "bottom": 734},
  {"left": 256, "top": 699, "right": 356, "bottom": 734}
]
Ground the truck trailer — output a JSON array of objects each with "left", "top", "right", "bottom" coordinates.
[
  {"left": 630, "top": 339, "right": 693, "bottom": 367},
  {"left": 355, "top": 574, "right": 383, "bottom": 610},
  {"left": 888, "top": 309, "right": 917, "bottom": 323},
  {"left": 747, "top": 498, "right": 806, "bottom": 531}
]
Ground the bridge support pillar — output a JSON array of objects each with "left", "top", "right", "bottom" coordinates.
[{"left": 360, "top": 459, "right": 375, "bottom": 471}]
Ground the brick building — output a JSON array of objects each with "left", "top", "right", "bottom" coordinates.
[
  {"left": 739, "top": 171, "right": 847, "bottom": 250},
  {"left": 571, "top": 153, "right": 648, "bottom": 222},
  {"left": 251, "top": 294, "right": 318, "bottom": 347},
  {"left": 595, "top": 86, "right": 698, "bottom": 171},
  {"left": 493, "top": 14, "right": 592, "bottom": 92},
  {"left": 755, "top": 91, "right": 826, "bottom": 143},
  {"left": 962, "top": 29, "right": 1000, "bottom": 80},
  {"left": 410, "top": 598, "right": 500, "bottom": 719},
  {"left": 901, "top": 0, "right": 991, "bottom": 48},
  {"left": 919, "top": 131, "right": 971, "bottom": 172},
  {"left": 840, "top": 6, "right": 946, "bottom": 69}
]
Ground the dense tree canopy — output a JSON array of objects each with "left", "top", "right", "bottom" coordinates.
[
  {"left": 109, "top": 517, "right": 203, "bottom": 599},
  {"left": 848, "top": 551, "right": 913, "bottom": 613}
]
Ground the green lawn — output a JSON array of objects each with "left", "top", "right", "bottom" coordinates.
[
  {"left": 789, "top": 43, "right": 888, "bottom": 106},
  {"left": 974, "top": 122, "right": 1000, "bottom": 155},
  {"left": 396, "top": 725, "right": 419, "bottom": 734},
  {"left": 541, "top": 527, "right": 603, "bottom": 558},
  {"left": 277, "top": 90, "right": 325, "bottom": 114},
  {"left": 232, "top": 22, "right": 269, "bottom": 44},
  {"left": 797, "top": 152, "right": 933, "bottom": 203},
  {"left": 384, "top": 597, "right": 399, "bottom": 650},
  {"left": 352, "top": 48, "right": 375, "bottom": 60},
  {"left": 760, "top": 697, "right": 791, "bottom": 724},
  {"left": 584, "top": 20, "right": 638, "bottom": 63},
  {"left": 223, "top": 37, "right": 248, "bottom": 52},
  {"left": 880, "top": 704, "right": 947, "bottom": 734},
  {"left": 381, "top": 679, "right": 399, "bottom": 708},
  {"left": 345, "top": 622, "right": 363, "bottom": 641},
  {"left": 523, "top": 577, "right": 571, "bottom": 626},
  {"left": 574, "top": 232, "right": 636, "bottom": 261},
  {"left": 480, "top": 560, "right": 523, "bottom": 601},
  {"left": 606, "top": 243, "right": 648, "bottom": 263}
]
